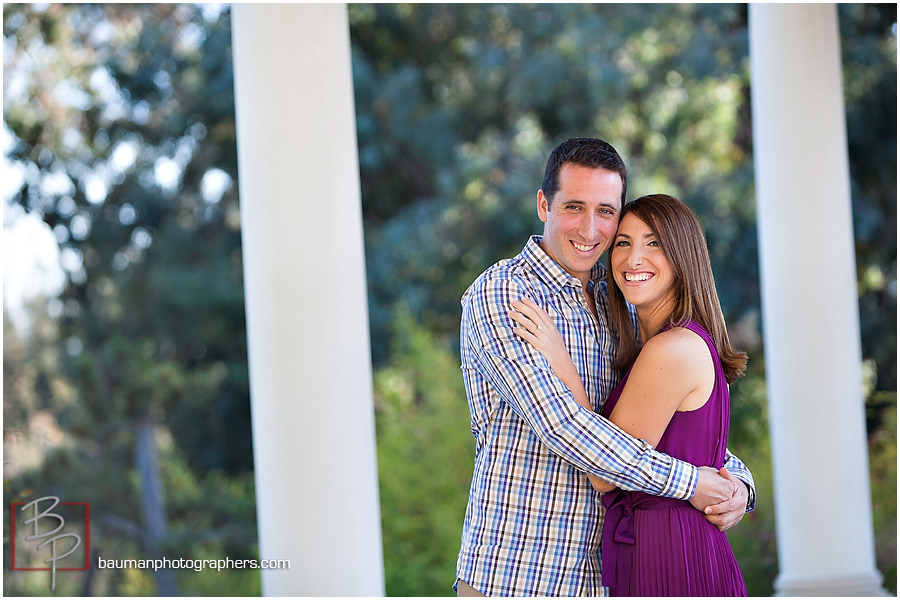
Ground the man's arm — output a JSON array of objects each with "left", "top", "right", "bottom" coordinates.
[{"left": 463, "top": 275, "right": 730, "bottom": 502}]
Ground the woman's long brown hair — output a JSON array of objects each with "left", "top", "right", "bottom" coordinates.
[{"left": 607, "top": 194, "right": 747, "bottom": 384}]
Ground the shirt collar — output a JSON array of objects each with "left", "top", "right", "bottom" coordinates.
[{"left": 524, "top": 235, "right": 607, "bottom": 294}]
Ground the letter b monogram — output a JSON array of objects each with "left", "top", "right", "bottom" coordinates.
[{"left": 20, "top": 496, "right": 82, "bottom": 590}]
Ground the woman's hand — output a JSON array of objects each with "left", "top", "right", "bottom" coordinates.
[{"left": 509, "top": 297, "right": 571, "bottom": 372}]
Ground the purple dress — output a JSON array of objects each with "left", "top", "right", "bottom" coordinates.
[{"left": 600, "top": 320, "right": 747, "bottom": 597}]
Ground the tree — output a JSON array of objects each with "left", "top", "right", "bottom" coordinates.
[
  {"left": 4, "top": 4, "right": 257, "bottom": 595},
  {"left": 4, "top": 4, "right": 894, "bottom": 596},
  {"left": 350, "top": 4, "right": 895, "bottom": 595},
  {"left": 352, "top": 4, "right": 759, "bottom": 365},
  {"left": 373, "top": 306, "right": 472, "bottom": 595}
]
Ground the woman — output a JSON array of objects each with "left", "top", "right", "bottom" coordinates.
[{"left": 510, "top": 194, "right": 747, "bottom": 596}]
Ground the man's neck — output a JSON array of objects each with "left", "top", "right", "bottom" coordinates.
[{"left": 582, "top": 279, "right": 598, "bottom": 319}]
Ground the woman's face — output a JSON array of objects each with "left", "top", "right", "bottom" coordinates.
[{"left": 610, "top": 212, "right": 676, "bottom": 316}]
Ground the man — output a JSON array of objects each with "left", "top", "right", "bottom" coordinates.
[{"left": 454, "top": 138, "right": 754, "bottom": 596}]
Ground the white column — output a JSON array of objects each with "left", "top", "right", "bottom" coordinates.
[
  {"left": 749, "top": 4, "right": 885, "bottom": 596},
  {"left": 231, "top": 4, "right": 384, "bottom": 596}
]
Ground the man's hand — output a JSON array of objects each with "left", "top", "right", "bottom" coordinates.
[
  {"left": 689, "top": 466, "right": 738, "bottom": 516},
  {"left": 702, "top": 467, "right": 749, "bottom": 532}
]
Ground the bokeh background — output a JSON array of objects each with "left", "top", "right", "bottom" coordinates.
[{"left": 3, "top": 3, "right": 895, "bottom": 596}]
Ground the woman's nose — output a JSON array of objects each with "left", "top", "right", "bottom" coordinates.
[{"left": 629, "top": 251, "right": 643, "bottom": 268}]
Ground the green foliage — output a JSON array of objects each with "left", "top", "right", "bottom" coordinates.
[
  {"left": 352, "top": 4, "right": 764, "bottom": 366},
  {"left": 4, "top": 4, "right": 256, "bottom": 596},
  {"left": 352, "top": 3, "right": 896, "bottom": 596},
  {"left": 374, "top": 306, "right": 473, "bottom": 596},
  {"left": 723, "top": 422, "right": 779, "bottom": 597},
  {"left": 3, "top": 3, "right": 895, "bottom": 598},
  {"left": 3, "top": 436, "right": 261, "bottom": 596},
  {"left": 869, "top": 398, "right": 898, "bottom": 594},
  {"left": 840, "top": 2, "right": 898, "bottom": 401}
]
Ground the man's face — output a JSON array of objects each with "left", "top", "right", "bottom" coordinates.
[{"left": 537, "top": 163, "right": 623, "bottom": 286}]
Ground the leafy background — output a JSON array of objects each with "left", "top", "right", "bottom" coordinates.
[{"left": 3, "top": 4, "right": 895, "bottom": 596}]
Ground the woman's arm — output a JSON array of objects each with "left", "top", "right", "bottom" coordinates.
[
  {"left": 510, "top": 298, "right": 717, "bottom": 491},
  {"left": 605, "top": 327, "right": 714, "bottom": 447}
]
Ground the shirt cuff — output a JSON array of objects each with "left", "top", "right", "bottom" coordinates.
[
  {"left": 660, "top": 458, "right": 699, "bottom": 500},
  {"left": 738, "top": 476, "right": 757, "bottom": 512}
]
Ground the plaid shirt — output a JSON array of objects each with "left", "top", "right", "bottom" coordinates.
[{"left": 455, "top": 236, "right": 754, "bottom": 596}]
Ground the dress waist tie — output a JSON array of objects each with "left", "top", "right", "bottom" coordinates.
[{"left": 601, "top": 491, "right": 686, "bottom": 594}]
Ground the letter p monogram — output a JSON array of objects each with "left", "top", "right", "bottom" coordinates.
[{"left": 20, "top": 497, "right": 82, "bottom": 590}]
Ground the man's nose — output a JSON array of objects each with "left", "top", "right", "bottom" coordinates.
[{"left": 578, "top": 212, "right": 600, "bottom": 238}]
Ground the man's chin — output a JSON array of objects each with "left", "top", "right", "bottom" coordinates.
[{"left": 572, "top": 254, "right": 602, "bottom": 269}]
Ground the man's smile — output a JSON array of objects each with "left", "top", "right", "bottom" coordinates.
[{"left": 571, "top": 241, "right": 599, "bottom": 253}]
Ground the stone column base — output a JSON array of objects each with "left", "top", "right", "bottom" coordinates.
[{"left": 775, "top": 571, "right": 888, "bottom": 597}]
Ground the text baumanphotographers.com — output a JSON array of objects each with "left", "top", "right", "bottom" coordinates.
[{"left": 96, "top": 556, "right": 290, "bottom": 572}]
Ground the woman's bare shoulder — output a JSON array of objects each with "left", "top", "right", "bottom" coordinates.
[{"left": 639, "top": 326, "right": 711, "bottom": 372}]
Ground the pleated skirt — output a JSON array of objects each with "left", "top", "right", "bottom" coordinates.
[{"left": 609, "top": 505, "right": 747, "bottom": 597}]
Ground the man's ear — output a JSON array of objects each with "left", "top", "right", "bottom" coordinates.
[{"left": 537, "top": 189, "right": 549, "bottom": 223}]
